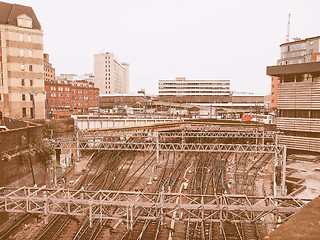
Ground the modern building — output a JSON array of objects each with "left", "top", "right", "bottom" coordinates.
[
  {"left": 94, "top": 52, "right": 129, "bottom": 95},
  {"left": 158, "top": 77, "right": 231, "bottom": 103},
  {"left": 45, "top": 79, "right": 99, "bottom": 119},
  {"left": 267, "top": 36, "right": 320, "bottom": 153},
  {"left": 0, "top": 2, "right": 45, "bottom": 119},
  {"left": 271, "top": 36, "right": 320, "bottom": 109},
  {"left": 43, "top": 53, "right": 55, "bottom": 82},
  {"left": 278, "top": 36, "right": 320, "bottom": 65}
]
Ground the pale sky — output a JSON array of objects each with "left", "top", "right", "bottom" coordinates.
[{"left": 4, "top": 0, "right": 320, "bottom": 95}]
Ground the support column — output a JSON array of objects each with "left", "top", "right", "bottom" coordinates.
[
  {"left": 76, "top": 128, "right": 80, "bottom": 162},
  {"left": 156, "top": 132, "right": 160, "bottom": 164},
  {"left": 281, "top": 146, "right": 287, "bottom": 196}
]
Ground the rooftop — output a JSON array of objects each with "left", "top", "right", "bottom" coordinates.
[{"left": 0, "top": 1, "right": 41, "bottom": 30}]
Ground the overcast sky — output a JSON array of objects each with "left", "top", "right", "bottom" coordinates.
[{"left": 5, "top": 0, "right": 320, "bottom": 95}]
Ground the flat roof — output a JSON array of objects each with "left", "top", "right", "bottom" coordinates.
[
  {"left": 266, "top": 62, "right": 320, "bottom": 76},
  {"left": 280, "top": 35, "right": 320, "bottom": 47}
]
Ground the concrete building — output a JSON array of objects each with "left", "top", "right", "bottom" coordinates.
[
  {"left": 94, "top": 52, "right": 129, "bottom": 94},
  {"left": 57, "top": 73, "right": 94, "bottom": 83},
  {"left": 267, "top": 36, "right": 320, "bottom": 153},
  {"left": 271, "top": 36, "right": 320, "bottom": 109},
  {"left": 45, "top": 79, "right": 99, "bottom": 119},
  {"left": 43, "top": 53, "right": 55, "bottom": 82},
  {"left": 0, "top": 2, "right": 45, "bottom": 119},
  {"left": 158, "top": 77, "right": 231, "bottom": 103}
]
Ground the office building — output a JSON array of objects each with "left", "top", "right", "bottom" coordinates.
[
  {"left": 94, "top": 52, "right": 129, "bottom": 94},
  {"left": 158, "top": 77, "right": 231, "bottom": 103},
  {"left": 0, "top": 2, "right": 45, "bottom": 119},
  {"left": 267, "top": 36, "right": 320, "bottom": 153},
  {"left": 271, "top": 36, "right": 320, "bottom": 109}
]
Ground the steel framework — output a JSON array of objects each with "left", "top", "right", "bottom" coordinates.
[
  {"left": 0, "top": 187, "right": 309, "bottom": 230},
  {"left": 74, "top": 130, "right": 276, "bottom": 140},
  {"left": 51, "top": 141, "right": 282, "bottom": 153}
]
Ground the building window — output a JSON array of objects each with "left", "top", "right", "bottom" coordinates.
[
  {"left": 30, "top": 94, "right": 34, "bottom": 101},
  {"left": 30, "top": 79, "right": 33, "bottom": 86},
  {"left": 20, "top": 49, "right": 24, "bottom": 57},
  {"left": 272, "top": 92, "right": 274, "bottom": 96},
  {"left": 271, "top": 100, "right": 274, "bottom": 103},
  {"left": 28, "top": 50, "right": 32, "bottom": 57},
  {"left": 272, "top": 84, "right": 274, "bottom": 89},
  {"left": 30, "top": 108, "right": 33, "bottom": 118},
  {"left": 22, "top": 94, "right": 26, "bottom": 101},
  {"left": 29, "top": 65, "right": 33, "bottom": 71},
  {"left": 21, "top": 79, "right": 25, "bottom": 86},
  {"left": 22, "top": 108, "right": 26, "bottom": 117},
  {"left": 20, "top": 64, "right": 25, "bottom": 71}
]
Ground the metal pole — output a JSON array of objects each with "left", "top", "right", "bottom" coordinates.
[
  {"left": 98, "top": 98, "right": 101, "bottom": 118},
  {"left": 32, "top": 93, "right": 35, "bottom": 119},
  {"left": 156, "top": 132, "right": 159, "bottom": 164},
  {"left": 281, "top": 146, "right": 287, "bottom": 196},
  {"left": 76, "top": 128, "right": 80, "bottom": 162},
  {"left": 46, "top": 97, "right": 50, "bottom": 119}
]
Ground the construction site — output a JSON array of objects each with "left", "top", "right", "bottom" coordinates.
[{"left": 0, "top": 119, "right": 314, "bottom": 240}]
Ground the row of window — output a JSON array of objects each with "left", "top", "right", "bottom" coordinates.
[
  {"left": 19, "top": 49, "right": 33, "bottom": 58},
  {"left": 22, "top": 107, "right": 33, "bottom": 118},
  {"left": 20, "top": 64, "right": 33, "bottom": 72},
  {"left": 159, "top": 82, "right": 230, "bottom": 86},
  {"left": 21, "top": 79, "right": 33, "bottom": 86},
  {"left": 280, "top": 73, "right": 320, "bottom": 83},
  {"left": 22, "top": 108, "right": 33, "bottom": 117},
  {"left": 51, "top": 101, "right": 97, "bottom": 106},
  {"left": 284, "top": 130, "right": 320, "bottom": 139},
  {"left": 21, "top": 94, "right": 34, "bottom": 101},
  {"left": 279, "top": 109, "right": 320, "bottom": 118},
  {"left": 49, "top": 87, "right": 98, "bottom": 95},
  {"left": 19, "top": 34, "right": 32, "bottom": 42}
]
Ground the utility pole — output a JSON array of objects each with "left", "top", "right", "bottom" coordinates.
[{"left": 286, "top": 14, "right": 291, "bottom": 43}]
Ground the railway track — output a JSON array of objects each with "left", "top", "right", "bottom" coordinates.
[{"left": 2, "top": 126, "right": 279, "bottom": 240}]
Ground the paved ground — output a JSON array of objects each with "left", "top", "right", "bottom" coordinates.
[{"left": 267, "top": 158, "right": 320, "bottom": 239}]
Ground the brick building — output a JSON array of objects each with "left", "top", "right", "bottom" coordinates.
[
  {"left": 45, "top": 79, "right": 99, "bottom": 119},
  {"left": 43, "top": 53, "right": 55, "bottom": 82}
]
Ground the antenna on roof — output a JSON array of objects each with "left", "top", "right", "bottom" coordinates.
[{"left": 286, "top": 14, "right": 291, "bottom": 43}]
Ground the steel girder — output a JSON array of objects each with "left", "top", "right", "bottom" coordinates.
[
  {"left": 0, "top": 187, "right": 309, "bottom": 229},
  {"left": 50, "top": 141, "right": 283, "bottom": 153},
  {"left": 75, "top": 130, "right": 276, "bottom": 140}
]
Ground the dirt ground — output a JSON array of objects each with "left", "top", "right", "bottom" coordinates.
[{"left": 286, "top": 160, "right": 320, "bottom": 198}]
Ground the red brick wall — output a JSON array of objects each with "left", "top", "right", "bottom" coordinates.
[
  {"left": 45, "top": 81, "right": 99, "bottom": 119},
  {"left": 271, "top": 76, "right": 279, "bottom": 108}
]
